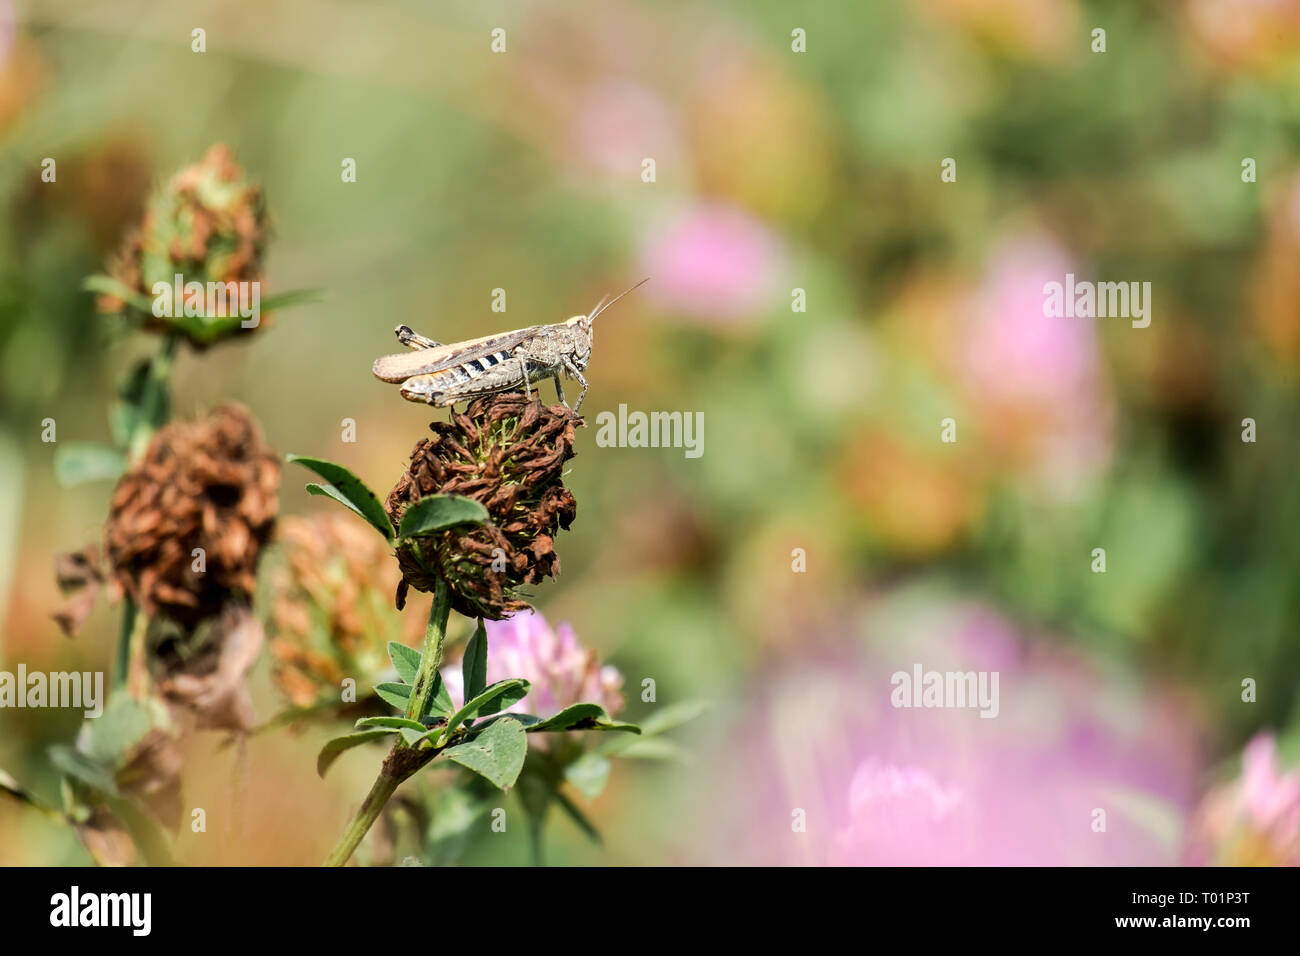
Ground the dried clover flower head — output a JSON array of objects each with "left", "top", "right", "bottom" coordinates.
[
  {"left": 385, "top": 393, "right": 579, "bottom": 620},
  {"left": 97, "top": 143, "right": 269, "bottom": 347},
  {"left": 104, "top": 404, "right": 279, "bottom": 630},
  {"left": 269, "top": 511, "right": 425, "bottom": 707}
]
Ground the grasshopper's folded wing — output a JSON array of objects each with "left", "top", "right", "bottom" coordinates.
[{"left": 372, "top": 327, "right": 541, "bottom": 382}]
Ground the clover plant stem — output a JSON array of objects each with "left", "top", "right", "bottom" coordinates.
[
  {"left": 405, "top": 577, "right": 451, "bottom": 723},
  {"left": 322, "top": 766, "right": 401, "bottom": 868},
  {"left": 114, "top": 332, "right": 179, "bottom": 700},
  {"left": 113, "top": 599, "right": 137, "bottom": 692},
  {"left": 127, "top": 332, "right": 179, "bottom": 463},
  {"left": 322, "top": 579, "right": 452, "bottom": 867},
  {"left": 124, "top": 604, "right": 151, "bottom": 698}
]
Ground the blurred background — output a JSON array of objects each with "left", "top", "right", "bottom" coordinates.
[{"left": 3, "top": 0, "right": 1300, "bottom": 865}]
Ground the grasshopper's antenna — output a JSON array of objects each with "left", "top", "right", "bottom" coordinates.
[
  {"left": 588, "top": 277, "right": 649, "bottom": 323},
  {"left": 586, "top": 293, "right": 611, "bottom": 320}
]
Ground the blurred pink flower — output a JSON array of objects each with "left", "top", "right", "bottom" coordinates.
[
  {"left": 441, "top": 610, "right": 623, "bottom": 718},
  {"left": 639, "top": 203, "right": 783, "bottom": 322},
  {"left": 1188, "top": 733, "right": 1300, "bottom": 865},
  {"left": 832, "top": 760, "right": 964, "bottom": 865},
  {"left": 571, "top": 79, "right": 682, "bottom": 178},
  {"left": 691, "top": 592, "right": 1201, "bottom": 865},
  {"left": 960, "top": 236, "right": 1113, "bottom": 491},
  {"left": 964, "top": 239, "right": 1095, "bottom": 401}
]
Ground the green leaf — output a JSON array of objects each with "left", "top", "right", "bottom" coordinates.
[
  {"left": 374, "top": 681, "right": 412, "bottom": 710},
  {"left": 305, "top": 483, "right": 373, "bottom": 525},
  {"left": 53, "top": 444, "right": 126, "bottom": 487},
  {"left": 259, "top": 288, "right": 324, "bottom": 312},
  {"left": 444, "top": 678, "right": 529, "bottom": 736},
  {"left": 400, "top": 727, "right": 430, "bottom": 747},
  {"left": 600, "top": 736, "right": 686, "bottom": 761},
  {"left": 106, "top": 795, "right": 177, "bottom": 867},
  {"left": 86, "top": 696, "right": 167, "bottom": 766},
  {"left": 0, "top": 768, "right": 65, "bottom": 823},
  {"left": 429, "top": 672, "right": 453, "bottom": 718},
  {"left": 0, "top": 768, "right": 31, "bottom": 803},
  {"left": 48, "top": 746, "right": 120, "bottom": 797},
  {"left": 317, "top": 730, "right": 394, "bottom": 778},
  {"left": 111, "top": 354, "right": 172, "bottom": 455},
  {"left": 564, "top": 753, "right": 611, "bottom": 801},
  {"left": 354, "top": 716, "right": 425, "bottom": 733},
  {"left": 638, "top": 699, "right": 709, "bottom": 736},
  {"left": 527, "top": 703, "right": 641, "bottom": 735},
  {"left": 472, "top": 712, "right": 542, "bottom": 732},
  {"left": 597, "top": 701, "right": 703, "bottom": 758},
  {"left": 86, "top": 276, "right": 320, "bottom": 346},
  {"left": 462, "top": 619, "right": 488, "bottom": 702},
  {"left": 379, "top": 673, "right": 452, "bottom": 721},
  {"left": 424, "top": 782, "right": 499, "bottom": 865},
  {"left": 387, "top": 642, "right": 421, "bottom": 684},
  {"left": 397, "top": 494, "right": 489, "bottom": 538},
  {"left": 442, "top": 717, "right": 527, "bottom": 790},
  {"left": 172, "top": 312, "right": 245, "bottom": 345},
  {"left": 288, "top": 455, "right": 394, "bottom": 541},
  {"left": 83, "top": 274, "right": 155, "bottom": 313}
]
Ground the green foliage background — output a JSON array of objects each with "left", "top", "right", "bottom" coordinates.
[{"left": 3, "top": 0, "right": 1300, "bottom": 863}]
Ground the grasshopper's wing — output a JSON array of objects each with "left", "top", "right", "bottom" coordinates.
[{"left": 372, "top": 327, "right": 541, "bottom": 382}]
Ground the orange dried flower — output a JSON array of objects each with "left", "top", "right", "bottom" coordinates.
[{"left": 268, "top": 512, "right": 425, "bottom": 707}]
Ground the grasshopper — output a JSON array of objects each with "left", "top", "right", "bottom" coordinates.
[{"left": 372, "top": 279, "right": 647, "bottom": 413}]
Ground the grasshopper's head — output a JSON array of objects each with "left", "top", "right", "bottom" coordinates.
[
  {"left": 566, "top": 278, "right": 649, "bottom": 369},
  {"left": 565, "top": 312, "right": 593, "bottom": 368}
]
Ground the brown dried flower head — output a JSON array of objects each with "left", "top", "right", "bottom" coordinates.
[
  {"left": 156, "top": 602, "right": 266, "bottom": 735},
  {"left": 105, "top": 404, "right": 280, "bottom": 630},
  {"left": 269, "top": 511, "right": 425, "bottom": 707},
  {"left": 97, "top": 143, "right": 269, "bottom": 347},
  {"left": 385, "top": 393, "right": 580, "bottom": 620}
]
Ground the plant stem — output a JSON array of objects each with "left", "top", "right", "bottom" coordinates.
[
  {"left": 127, "top": 332, "right": 179, "bottom": 462},
  {"left": 113, "top": 599, "right": 137, "bottom": 692},
  {"left": 405, "top": 578, "right": 450, "bottom": 723},
  {"left": 112, "top": 332, "right": 179, "bottom": 701},
  {"left": 322, "top": 763, "right": 402, "bottom": 868},
  {"left": 124, "top": 605, "right": 151, "bottom": 698},
  {"left": 322, "top": 583, "right": 451, "bottom": 867},
  {"left": 527, "top": 817, "right": 545, "bottom": 867}
]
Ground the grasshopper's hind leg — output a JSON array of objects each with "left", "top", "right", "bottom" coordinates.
[
  {"left": 395, "top": 325, "right": 442, "bottom": 350},
  {"left": 517, "top": 355, "right": 533, "bottom": 401}
]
